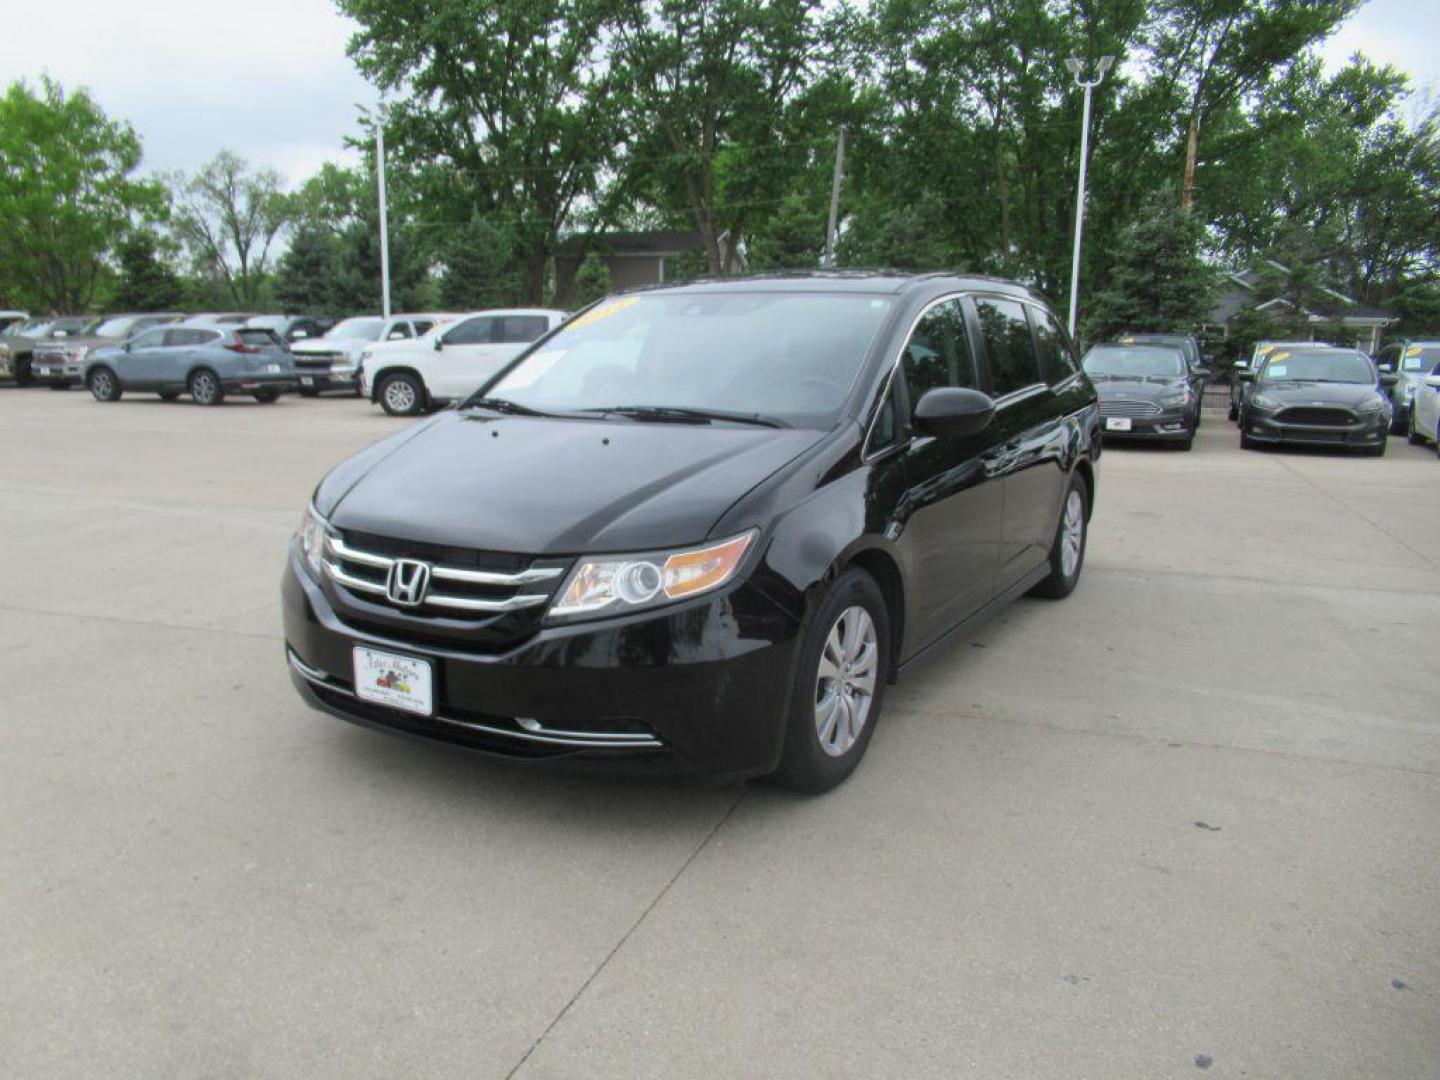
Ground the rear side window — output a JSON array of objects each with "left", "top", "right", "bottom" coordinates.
[
  {"left": 412, "top": 320, "right": 435, "bottom": 336},
  {"left": 498, "top": 316, "right": 550, "bottom": 344},
  {"left": 1029, "top": 306, "right": 1077, "bottom": 386},
  {"left": 445, "top": 318, "right": 494, "bottom": 345},
  {"left": 974, "top": 297, "right": 1039, "bottom": 396},
  {"left": 236, "top": 329, "right": 280, "bottom": 348},
  {"left": 164, "top": 329, "right": 199, "bottom": 346},
  {"left": 901, "top": 298, "right": 976, "bottom": 402}
]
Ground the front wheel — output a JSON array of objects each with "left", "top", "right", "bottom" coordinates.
[
  {"left": 188, "top": 368, "right": 224, "bottom": 406},
  {"left": 252, "top": 388, "right": 280, "bottom": 403},
  {"left": 378, "top": 372, "right": 425, "bottom": 416},
  {"left": 158, "top": 391, "right": 180, "bottom": 401},
  {"left": 88, "top": 367, "right": 122, "bottom": 402},
  {"left": 1407, "top": 407, "right": 1424, "bottom": 445},
  {"left": 772, "top": 567, "right": 890, "bottom": 794},
  {"left": 298, "top": 387, "right": 320, "bottom": 398},
  {"left": 49, "top": 382, "right": 71, "bottom": 391},
  {"left": 1031, "top": 472, "right": 1089, "bottom": 600},
  {"left": 1365, "top": 438, "right": 1387, "bottom": 457}
]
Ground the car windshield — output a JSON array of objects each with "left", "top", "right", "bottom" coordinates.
[
  {"left": 1400, "top": 346, "right": 1440, "bottom": 372},
  {"left": 483, "top": 292, "right": 896, "bottom": 427},
  {"left": 92, "top": 316, "right": 137, "bottom": 338},
  {"left": 9, "top": 320, "right": 53, "bottom": 337},
  {"left": 1082, "top": 345, "right": 1185, "bottom": 378},
  {"left": 1260, "top": 349, "right": 1374, "bottom": 383},
  {"left": 326, "top": 318, "right": 386, "bottom": 341}
]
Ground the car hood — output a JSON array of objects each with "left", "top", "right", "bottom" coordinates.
[
  {"left": 293, "top": 339, "right": 365, "bottom": 357},
  {"left": 318, "top": 410, "right": 826, "bottom": 555},
  {"left": 1089, "top": 375, "right": 1188, "bottom": 402},
  {"left": 1256, "top": 381, "right": 1384, "bottom": 407}
]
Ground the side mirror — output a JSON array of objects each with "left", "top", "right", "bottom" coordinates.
[
  {"left": 433, "top": 337, "right": 444, "bottom": 351},
  {"left": 1425, "top": 374, "right": 1440, "bottom": 388},
  {"left": 388, "top": 330, "right": 407, "bottom": 340},
  {"left": 1379, "top": 371, "right": 1398, "bottom": 386},
  {"left": 913, "top": 387, "right": 996, "bottom": 437},
  {"left": 1238, "top": 369, "right": 1256, "bottom": 382},
  {"left": 1193, "top": 366, "right": 1212, "bottom": 379},
  {"left": 1377, "top": 362, "right": 1395, "bottom": 374}
]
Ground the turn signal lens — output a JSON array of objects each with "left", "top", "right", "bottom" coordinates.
[{"left": 549, "top": 531, "right": 757, "bottom": 620}]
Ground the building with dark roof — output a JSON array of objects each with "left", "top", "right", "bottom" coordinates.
[{"left": 1208, "top": 261, "right": 1394, "bottom": 351}]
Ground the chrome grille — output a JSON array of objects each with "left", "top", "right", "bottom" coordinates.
[
  {"left": 1274, "top": 407, "right": 1355, "bottom": 427},
  {"left": 1098, "top": 398, "right": 1162, "bottom": 418},
  {"left": 294, "top": 351, "right": 344, "bottom": 368},
  {"left": 321, "top": 534, "right": 565, "bottom": 616}
]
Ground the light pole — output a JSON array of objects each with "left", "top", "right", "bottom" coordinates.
[
  {"left": 375, "top": 98, "right": 392, "bottom": 319},
  {"left": 1064, "top": 55, "right": 1112, "bottom": 339}
]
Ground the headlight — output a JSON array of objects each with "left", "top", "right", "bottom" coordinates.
[
  {"left": 1356, "top": 396, "right": 1388, "bottom": 414},
  {"left": 1251, "top": 394, "right": 1280, "bottom": 411},
  {"left": 68, "top": 345, "right": 89, "bottom": 362},
  {"left": 296, "top": 505, "right": 332, "bottom": 578},
  {"left": 548, "top": 531, "right": 756, "bottom": 620},
  {"left": 1158, "top": 389, "right": 1192, "bottom": 407}
]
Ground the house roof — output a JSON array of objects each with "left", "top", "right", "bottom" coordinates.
[
  {"left": 556, "top": 230, "right": 706, "bottom": 257},
  {"left": 1213, "top": 260, "right": 1393, "bottom": 325}
]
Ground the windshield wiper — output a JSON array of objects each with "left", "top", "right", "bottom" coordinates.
[
  {"left": 465, "top": 396, "right": 552, "bottom": 417},
  {"left": 583, "top": 405, "right": 788, "bottom": 428}
]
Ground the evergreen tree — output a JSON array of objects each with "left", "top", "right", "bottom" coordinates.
[
  {"left": 274, "top": 222, "right": 339, "bottom": 313},
  {"left": 573, "top": 252, "right": 611, "bottom": 305},
  {"left": 439, "top": 217, "right": 524, "bottom": 310},
  {"left": 111, "top": 230, "right": 185, "bottom": 310},
  {"left": 1082, "top": 190, "right": 1218, "bottom": 342}
]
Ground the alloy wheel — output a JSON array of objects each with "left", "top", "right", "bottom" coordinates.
[
  {"left": 90, "top": 371, "right": 114, "bottom": 399},
  {"left": 814, "top": 605, "right": 878, "bottom": 758},
  {"left": 192, "top": 372, "right": 217, "bottom": 404},
  {"left": 384, "top": 378, "right": 417, "bottom": 414},
  {"left": 1060, "top": 489, "right": 1084, "bottom": 579}
]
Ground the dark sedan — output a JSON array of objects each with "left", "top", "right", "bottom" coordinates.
[
  {"left": 1082, "top": 342, "right": 1200, "bottom": 449},
  {"left": 1238, "top": 347, "right": 1395, "bottom": 455},
  {"left": 283, "top": 273, "right": 1102, "bottom": 792}
]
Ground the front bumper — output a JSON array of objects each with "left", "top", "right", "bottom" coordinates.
[
  {"left": 282, "top": 548, "right": 803, "bottom": 779},
  {"left": 295, "top": 363, "right": 359, "bottom": 392},
  {"left": 1099, "top": 412, "right": 1193, "bottom": 441},
  {"left": 31, "top": 356, "right": 82, "bottom": 386},
  {"left": 1243, "top": 411, "right": 1387, "bottom": 447}
]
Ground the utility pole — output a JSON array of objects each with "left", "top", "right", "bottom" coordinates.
[
  {"left": 375, "top": 99, "right": 392, "bottom": 319},
  {"left": 823, "top": 126, "right": 846, "bottom": 268},
  {"left": 1064, "top": 56, "right": 1113, "bottom": 339}
]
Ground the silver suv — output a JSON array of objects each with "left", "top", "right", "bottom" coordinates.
[{"left": 1377, "top": 340, "right": 1440, "bottom": 435}]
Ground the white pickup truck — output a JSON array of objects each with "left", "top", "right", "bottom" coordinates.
[{"left": 358, "top": 308, "right": 567, "bottom": 415}]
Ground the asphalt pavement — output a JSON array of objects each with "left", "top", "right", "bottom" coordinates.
[{"left": 1, "top": 389, "right": 1436, "bottom": 1079}]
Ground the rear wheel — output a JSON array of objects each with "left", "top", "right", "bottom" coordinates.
[
  {"left": 252, "top": 388, "right": 280, "bottom": 403},
  {"left": 772, "top": 568, "right": 889, "bottom": 794},
  {"left": 188, "top": 368, "right": 224, "bottom": 406},
  {"left": 1031, "top": 472, "right": 1089, "bottom": 600},
  {"left": 87, "top": 366, "right": 121, "bottom": 402},
  {"left": 1228, "top": 402, "right": 1238, "bottom": 422},
  {"left": 158, "top": 391, "right": 180, "bottom": 401},
  {"left": 378, "top": 372, "right": 425, "bottom": 416},
  {"left": 298, "top": 387, "right": 320, "bottom": 398}
]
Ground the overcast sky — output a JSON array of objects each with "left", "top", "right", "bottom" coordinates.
[{"left": 1, "top": 0, "right": 1435, "bottom": 191}]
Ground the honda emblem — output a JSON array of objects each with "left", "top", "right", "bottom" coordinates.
[{"left": 386, "top": 559, "right": 431, "bottom": 607}]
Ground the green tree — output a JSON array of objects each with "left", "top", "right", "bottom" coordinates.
[
  {"left": 170, "top": 151, "right": 291, "bottom": 308},
  {"left": 273, "top": 222, "right": 340, "bottom": 313},
  {"left": 110, "top": 231, "right": 185, "bottom": 311},
  {"left": 573, "top": 251, "right": 612, "bottom": 304},
  {"left": 0, "top": 77, "right": 163, "bottom": 311},
  {"left": 1083, "top": 189, "right": 1218, "bottom": 342},
  {"left": 438, "top": 216, "right": 524, "bottom": 309}
]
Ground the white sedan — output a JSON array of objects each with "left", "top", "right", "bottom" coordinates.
[{"left": 1406, "top": 359, "right": 1440, "bottom": 457}]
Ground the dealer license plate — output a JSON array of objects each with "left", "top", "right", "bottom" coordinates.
[
  {"left": 301, "top": 376, "right": 314, "bottom": 386},
  {"left": 353, "top": 646, "right": 433, "bottom": 716},
  {"left": 1104, "top": 417, "right": 1132, "bottom": 432},
  {"left": 36, "top": 365, "right": 53, "bottom": 376},
  {"left": 264, "top": 363, "right": 281, "bottom": 374}
]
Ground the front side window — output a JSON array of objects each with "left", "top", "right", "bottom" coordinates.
[
  {"left": 1030, "top": 306, "right": 1077, "bottom": 385},
  {"left": 445, "top": 317, "right": 495, "bottom": 345},
  {"left": 488, "top": 292, "right": 895, "bottom": 428},
  {"left": 412, "top": 320, "right": 435, "bottom": 336},
  {"left": 901, "top": 298, "right": 976, "bottom": 403},
  {"left": 130, "top": 328, "right": 168, "bottom": 349},
  {"left": 387, "top": 322, "right": 414, "bottom": 339},
  {"left": 974, "top": 297, "right": 1039, "bottom": 395}
]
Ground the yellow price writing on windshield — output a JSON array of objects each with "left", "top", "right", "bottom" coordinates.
[{"left": 567, "top": 296, "right": 639, "bottom": 331}]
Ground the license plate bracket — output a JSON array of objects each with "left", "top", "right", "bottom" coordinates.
[{"left": 1105, "top": 417, "right": 1133, "bottom": 432}]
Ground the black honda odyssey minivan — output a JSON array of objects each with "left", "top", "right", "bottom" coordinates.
[{"left": 283, "top": 272, "right": 1100, "bottom": 792}]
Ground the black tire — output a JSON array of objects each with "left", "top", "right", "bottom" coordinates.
[
  {"left": 158, "top": 391, "right": 180, "bottom": 401},
  {"left": 772, "top": 567, "right": 890, "bottom": 794},
  {"left": 87, "top": 366, "right": 122, "bottom": 402},
  {"left": 1240, "top": 421, "right": 1255, "bottom": 450},
  {"left": 298, "top": 387, "right": 321, "bottom": 398},
  {"left": 1390, "top": 410, "right": 1407, "bottom": 435},
  {"left": 1365, "top": 438, "right": 1387, "bottom": 457},
  {"left": 49, "top": 382, "right": 71, "bottom": 391},
  {"left": 378, "top": 372, "right": 425, "bottom": 416},
  {"left": 1177, "top": 434, "right": 1194, "bottom": 451},
  {"left": 1031, "top": 470, "right": 1090, "bottom": 600},
  {"left": 1407, "top": 407, "right": 1424, "bottom": 445},
  {"left": 188, "top": 368, "right": 224, "bottom": 406},
  {"left": 14, "top": 358, "right": 34, "bottom": 387},
  {"left": 1227, "top": 402, "right": 1238, "bottom": 422},
  {"left": 253, "top": 388, "right": 280, "bottom": 403}
]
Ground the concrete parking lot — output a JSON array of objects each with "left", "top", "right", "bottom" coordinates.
[{"left": 1, "top": 388, "right": 1436, "bottom": 1079}]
